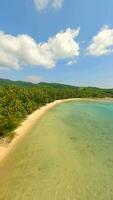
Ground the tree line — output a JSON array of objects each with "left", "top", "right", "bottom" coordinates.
[{"left": 0, "top": 81, "right": 113, "bottom": 139}]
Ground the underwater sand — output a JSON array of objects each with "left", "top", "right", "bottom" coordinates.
[{"left": 0, "top": 100, "right": 113, "bottom": 200}]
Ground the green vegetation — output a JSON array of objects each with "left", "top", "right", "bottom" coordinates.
[{"left": 0, "top": 78, "right": 113, "bottom": 138}]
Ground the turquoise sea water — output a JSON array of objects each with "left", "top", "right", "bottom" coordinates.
[{"left": 0, "top": 100, "right": 113, "bottom": 200}]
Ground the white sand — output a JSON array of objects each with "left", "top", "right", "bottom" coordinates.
[{"left": 0, "top": 99, "right": 77, "bottom": 162}]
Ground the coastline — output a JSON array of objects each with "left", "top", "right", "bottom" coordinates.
[
  {"left": 0, "top": 97, "right": 113, "bottom": 162},
  {"left": 0, "top": 98, "right": 77, "bottom": 162}
]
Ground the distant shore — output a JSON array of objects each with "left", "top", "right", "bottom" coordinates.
[{"left": 0, "top": 97, "right": 113, "bottom": 162}]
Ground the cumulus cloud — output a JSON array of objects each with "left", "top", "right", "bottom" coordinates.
[
  {"left": 86, "top": 25, "right": 113, "bottom": 56},
  {"left": 0, "top": 28, "right": 80, "bottom": 70},
  {"left": 26, "top": 75, "right": 42, "bottom": 83},
  {"left": 34, "top": 0, "right": 63, "bottom": 11}
]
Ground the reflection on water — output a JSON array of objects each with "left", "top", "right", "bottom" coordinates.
[{"left": 0, "top": 101, "right": 113, "bottom": 200}]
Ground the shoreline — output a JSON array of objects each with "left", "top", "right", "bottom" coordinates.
[
  {"left": 0, "top": 97, "right": 113, "bottom": 162},
  {"left": 0, "top": 98, "right": 77, "bottom": 162}
]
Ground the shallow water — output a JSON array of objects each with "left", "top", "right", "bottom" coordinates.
[{"left": 0, "top": 100, "right": 113, "bottom": 200}]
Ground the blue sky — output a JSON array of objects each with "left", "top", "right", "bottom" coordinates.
[{"left": 0, "top": 0, "right": 113, "bottom": 88}]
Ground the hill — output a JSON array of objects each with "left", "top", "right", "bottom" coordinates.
[{"left": 0, "top": 78, "right": 36, "bottom": 87}]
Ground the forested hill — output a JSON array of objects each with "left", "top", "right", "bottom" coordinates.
[
  {"left": 0, "top": 78, "right": 76, "bottom": 87},
  {"left": 0, "top": 78, "right": 113, "bottom": 139},
  {"left": 0, "top": 78, "right": 36, "bottom": 87}
]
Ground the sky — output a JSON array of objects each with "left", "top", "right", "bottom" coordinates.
[{"left": 0, "top": 0, "right": 113, "bottom": 88}]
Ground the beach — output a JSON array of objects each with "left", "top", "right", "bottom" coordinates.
[
  {"left": 0, "top": 98, "right": 77, "bottom": 162},
  {"left": 0, "top": 97, "right": 113, "bottom": 162}
]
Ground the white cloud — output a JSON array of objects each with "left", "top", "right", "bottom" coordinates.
[
  {"left": 86, "top": 25, "right": 113, "bottom": 56},
  {"left": 0, "top": 28, "right": 80, "bottom": 70},
  {"left": 34, "top": 0, "right": 63, "bottom": 11},
  {"left": 26, "top": 75, "right": 42, "bottom": 83},
  {"left": 52, "top": 0, "right": 63, "bottom": 9},
  {"left": 46, "top": 28, "right": 80, "bottom": 59},
  {"left": 66, "top": 60, "right": 77, "bottom": 66}
]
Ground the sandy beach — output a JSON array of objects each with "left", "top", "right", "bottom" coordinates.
[
  {"left": 0, "top": 97, "right": 112, "bottom": 162},
  {"left": 0, "top": 98, "right": 77, "bottom": 162}
]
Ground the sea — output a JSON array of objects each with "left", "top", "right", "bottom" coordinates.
[{"left": 0, "top": 100, "right": 113, "bottom": 200}]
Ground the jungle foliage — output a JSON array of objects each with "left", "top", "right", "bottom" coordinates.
[{"left": 0, "top": 79, "right": 113, "bottom": 138}]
